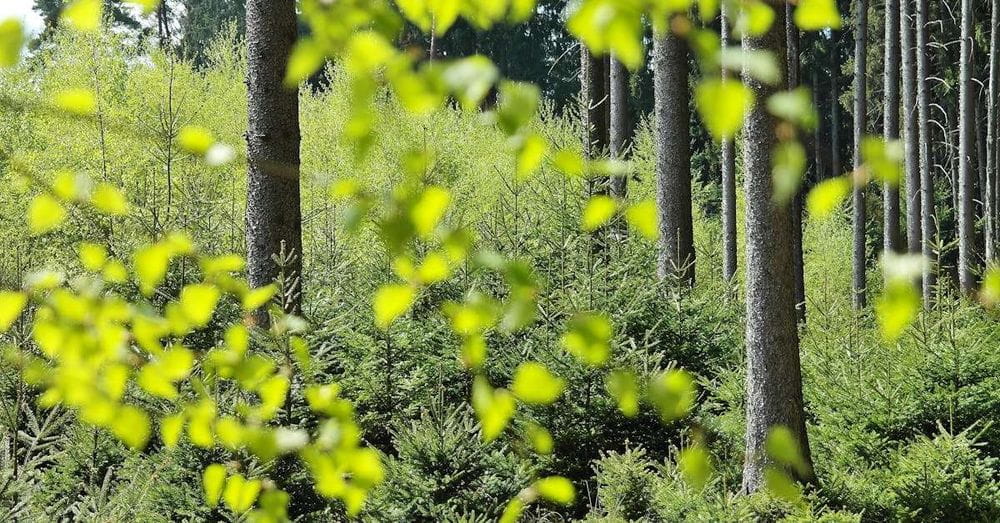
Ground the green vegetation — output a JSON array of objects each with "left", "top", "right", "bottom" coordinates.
[{"left": 1, "top": 0, "right": 999, "bottom": 521}]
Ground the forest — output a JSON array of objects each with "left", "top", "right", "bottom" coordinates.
[{"left": 0, "top": 0, "right": 999, "bottom": 521}]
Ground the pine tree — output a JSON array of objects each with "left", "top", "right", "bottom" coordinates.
[{"left": 957, "top": 0, "right": 976, "bottom": 293}]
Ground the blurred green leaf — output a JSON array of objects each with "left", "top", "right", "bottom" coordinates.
[
  {"left": 649, "top": 369, "right": 695, "bottom": 422},
  {"left": 560, "top": 313, "right": 612, "bottom": 366},
  {"left": 511, "top": 362, "right": 565, "bottom": 405},
  {"left": 534, "top": 476, "right": 575, "bottom": 505},
  {"left": 795, "top": 0, "right": 842, "bottom": 30},
  {"left": 772, "top": 141, "right": 806, "bottom": 205},
  {"left": 696, "top": 79, "right": 754, "bottom": 141},
  {"left": 0, "top": 19, "right": 24, "bottom": 68},
  {"left": 806, "top": 176, "right": 851, "bottom": 218}
]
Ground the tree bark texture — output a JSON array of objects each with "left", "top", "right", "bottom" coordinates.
[
  {"left": 852, "top": 0, "right": 869, "bottom": 309},
  {"left": 901, "top": 0, "right": 922, "bottom": 254},
  {"left": 916, "top": 0, "right": 936, "bottom": 300},
  {"left": 958, "top": 0, "right": 976, "bottom": 293},
  {"left": 884, "top": 0, "right": 902, "bottom": 254},
  {"left": 722, "top": 3, "right": 738, "bottom": 282}
]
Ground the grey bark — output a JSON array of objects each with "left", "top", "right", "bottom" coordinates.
[
  {"left": 245, "top": 0, "right": 303, "bottom": 323},
  {"left": 884, "top": 0, "right": 902, "bottom": 254},
  {"left": 958, "top": 0, "right": 976, "bottom": 293},
  {"left": 609, "top": 55, "right": 632, "bottom": 199},
  {"left": 741, "top": 3, "right": 812, "bottom": 493},
  {"left": 917, "top": 0, "right": 936, "bottom": 299},
  {"left": 653, "top": 29, "right": 695, "bottom": 284},
  {"left": 901, "top": 0, "right": 922, "bottom": 254},
  {"left": 988, "top": 0, "right": 999, "bottom": 262},
  {"left": 852, "top": 0, "right": 869, "bottom": 309},
  {"left": 831, "top": 33, "right": 843, "bottom": 178},
  {"left": 786, "top": 4, "right": 806, "bottom": 323},
  {"left": 581, "top": 45, "right": 610, "bottom": 160},
  {"left": 722, "top": 4, "right": 737, "bottom": 282}
]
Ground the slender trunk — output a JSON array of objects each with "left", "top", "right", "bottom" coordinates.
[
  {"left": 653, "top": 28, "right": 695, "bottom": 284},
  {"left": 831, "top": 33, "right": 843, "bottom": 178},
  {"left": 741, "top": 4, "right": 812, "bottom": 492},
  {"left": 813, "top": 65, "right": 828, "bottom": 182},
  {"left": 917, "top": 0, "right": 936, "bottom": 299},
  {"left": 721, "top": 3, "right": 738, "bottom": 281},
  {"left": 884, "top": 0, "right": 902, "bottom": 254},
  {"left": 901, "top": 0, "right": 922, "bottom": 255},
  {"left": 609, "top": 55, "right": 632, "bottom": 199},
  {"left": 989, "top": 0, "right": 1000, "bottom": 262},
  {"left": 852, "top": 0, "right": 869, "bottom": 309},
  {"left": 787, "top": 4, "right": 806, "bottom": 322},
  {"left": 246, "top": 0, "right": 303, "bottom": 323},
  {"left": 957, "top": 0, "right": 976, "bottom": 293},
  {"left": 581, "top": 45, "right": 610, "bottom": 165}
]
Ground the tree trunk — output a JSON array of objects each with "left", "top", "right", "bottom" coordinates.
[
  {"left": 721, "top": 3, "right": 738, "bottom": 282},
  {"left": 831, "top": 33, "right": 843, "bottom": 178},
  {"left": 917, "top": 0, "right": 936, "bottom": 300},
  {"left": 901, "top": 0, "right": 921, "bottom": 255},
  {"left": 852, "top": 0, "right": 869, "bottom": 309},
  {"left": 958, "top": 0, "right": 976, "bottom": 293},
  {"left": 989, "top": 0, "right": 1000, "bottom": 262},
  {"left": 884, "top": 0, "right": 902, "bottom": 254},
  {"left": 653, "top": 28, "right": 695, "bottom": 284},
  {"left": 609, "top": 55, "right": 632, "bottom": 200},
  {"left": 245, "top": 0, "right": 303, "bottom": 323},
  {"left": 741, "top": 4, "right": 812, "bottom": 492},
  {"left": 787, "top": 4, "right": 806, "bottom": 322},
  {"left": 581, "top": 45, "right": 610, "bottom": 165}
]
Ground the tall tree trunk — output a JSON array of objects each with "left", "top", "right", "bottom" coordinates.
[
  {"left": 831, "top": 33, "right": 843, "bottom": 178},
  {"left": 813, "top": 65, "right": 829, "bottom": 181},
  {"left": 245, "top": 0, "right": 303, "bottom": 323},
  {"left": 852, "top": 0, "right": 869, "bottom": 309},
  {"left": 581, "top": 46, "right": 610, "bottom": 166},
  {"left": 901, "top": 0, "right": 922, "bottom": 255},
  {"left": 989, "top": 0, "right": 1000, "bottom": 262},
  {"left": 741, "top": 5, "right": 812, "bottom": 492},
  {"left": 917, "top": 0, "right": 936, "bottom": 300},
  {"left": 721, "top": 3, "right": 738, "bottom": 282},
  {"left": 958, "top": 0, "right": 976, "bottom": 293},
  {"left": 609, "top": 55, "right": 632, "bottom": 199},
  {"left": 884, "top": 0, "right": 902, "bottom": 254},
  {"left": 653, "top": 28, "right": 695, "bottom": 284},
  {"left": 787, "top": 4, "right": 806, "bottom": 322}
]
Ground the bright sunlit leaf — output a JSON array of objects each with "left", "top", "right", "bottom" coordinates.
[
  {"left": 695, "top": 79, "right": 754, "bottom": 141},
  {"left": 179, "top": 283, "right": 221, "bottom": 328},
  {"left": 625, "top": 199, "right": 659, "bottom": 240},
  {"left": 795, "top": 0, "right": 843, "bottom": 30},
  {"left": 111, "top": 406, "right": 151, "bottom": 449},
  {"left": 203, "top": 464, "right": 227, "bottom": 507},
  {"left": 806, "top": 176, "right": 851, "bottom": 218},
  {"left": 161, "top": 412, "right": 185, "bottom": 448},
  {"left": 0, "top": 291, "right": 27, "bottom": 332},
  {"left": 766, "top": 426, "right": 810, "bottom": 476},
  {"left": 134, "top": 243, "right": 172, "bottom": 296},
  {"left": 177, "top": 126, "right": 215, "bottom": 155},
  {"left": 511, "top": 361, "right": 565, "bottom": 405},
  {"left": 91, "top": 183, "right": 128, "bottom": 215},
  {"left": 515, "top": 133, "right": 547, "bottom": 180},
  {"left": 0, "top": 19, "right": 24, "bottom": 68},
  {"left": 560, "top": 313, "right": 612, "bottom": 366},
  {"left": 581, "top": 195, "right": 617, "bottom": 231},
  {"left": 861, "top": 137, "right": 904, "bottom": 186},
  {"left": 373, "top": 284, "right": 415, "bottom": 330},
  {"left": 411, "top": 186, "right": 451, "bottom": 238},
  {"left": 678, "top": 444, "right": 713, "bottom": 490},
  {"left": 764, "top": 466, "right": 802, "bottom": 502},
  {"left": 534, "top": 476, "right": 575, "bottom": 505},
  {"left": 876, "top": 279, "right": 920, "bottom": 342},
  {"left": 54, "top": 88, "right": 97, "bottom": 116},
  {"left": 62, "top": 0, "right": 102, "bottom": 32},
  {"left": 605, "top": 369, "right": 640, "bottom": 417},
  {"left": 472, "top": 376, "right": 516, "bottom": 442},
  {"left": 28, "top": 194, "right": 67, "bottom": 236},
  {"left": 772, "top": 141, "right": 806, "bottom": 205},
  {"left": 649, "top": 369, "right": 695, "bottom": 422},
  {"left": 444, "top": 55, "right": 498, "bottom": 111},
  {"left": 767, "top": 87, "right": 818, "bottom": 129},
  {"left": 735, "top": 0, "right": 776, "bottom": 36}
]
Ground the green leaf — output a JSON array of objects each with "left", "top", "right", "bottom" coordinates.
[
  {"left": 772, "top": 141, "right": 806, "bottom": 205},
  {"left": 499, "top": 498, "right": 524, "bottom": 523},
  {"left": 28, "top": 194, "right": 67, "bottom": 236},
  {"left": 0, "top": 19, "right": 25, "bottom": 68},
  {"left": 534, "top": 476, "right": 575, "bottom": 505},
  {"left": 560, "top": 313, "right": 612, "bottom": 366},
  {"left": 397, "top": 0, "right": 461, "bottom": 33},
  {"left": 765, "top": 426, "right": 810, "bottom": 476},
  {"left": 496, "top": 81, "right": 539, "bottom": 135},
  {"left": 223, "top": 474, "right": 262, "bottom": 513},
  {"left": 161, "top": 413, "right": 185, "bottom": 448},
  {"left": 511, "top": 362, "right": 565, "bottom": 405},
  {"left": 795, "top": 0, "right": 842, "bottom": 30},
  {"left": 242, "top": 285, "right": 277, "bottom": 311},
  {"left": 285, "top": 38, "right": 325, "bottom": 86},
  {"left": 720, "top": 48, "right": 779, "bottom": 85},
  {"left": 54, "top": 88, "right": 97, "bottom": 116},
  {"left": 91, "top": 183, "right": 128, "bottom": 215},
  {"left": 806, "top": 176, "right": 851, "bottom": 218},
  {"left": 678, "top": 444, "right": 713, "bottom": 490},
  {"left": 515, "top": 133, "right": 548, "bottom": 180},
  {"left": 735, "top": 0, "right": 776, "bottom": 37},
  {"left": 581, "top": 195, "right": 617, "bottom": 231},
  {"left": 471, "top": 376, "right": 516, "bottom": 442},
  {"left": 62, "top": 0, "right": 102, "bottom": 32},
  {"left": 767, "top": 87, "right": 818, "bottom": 129},
  {"left": 203, "top": 464, "right": 227, "bottom": 507},
  {"left": 981, "top": 266, "right": 1000, "bottom": 306},
  {"left": 134, "top": 243, "right": 172, "bottom": 296},
  {"left": 649, "top": 369, "right": 695, "bottom": 422},
  {"left": 625, "top": 199, "right": 659, "bottom": 240},
  {"left": 111, "top": 406, "right": 151, "bottom": 449},
  {"left": 876, "top": 280, "right": 920, "bottom": 342},
  {"left": 567, "top": 1, "right": 645, "bottom": 69},
  {"left": 411, "top": 186, "right": 451, "bottom": 238},
  {"left": 764, "top": 466, "right": 802, "bottom": 502},
  {"left": 861, "top": 136, "right": 904, "bottom": 186},
  {"left": 526, "top": 422, "right": 554, "bottom": 454},
  {"left": 605, "top": 369, "right": 639, "bottom": 417},
  {"left": 0, "top": 291, "right": 27, "bottom": 332},
  {"left": 443, "top": 55, "right": 498, "bottom": 110},
  {"left": 695, "top": 79, "right": 754, "bottom": 141},
  {"left": 179, "top": 284, "right": 221, "bottom": 328},
  {"left": 177, "top": 126, "right": 214, "bottom": 155},
  {"left": 373, "top": 284, "right": 415, "bottom": 330}
]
